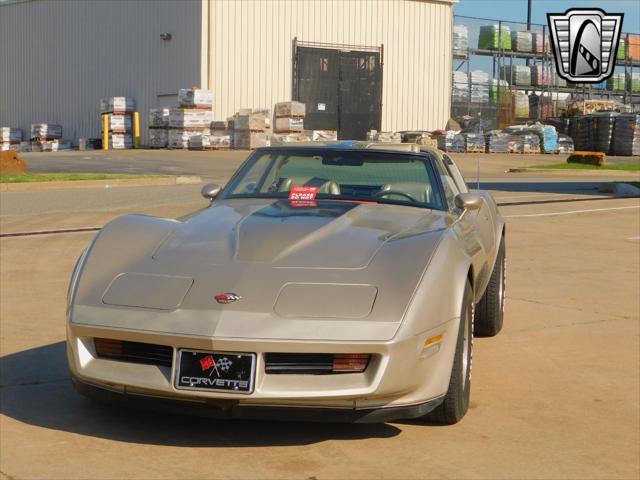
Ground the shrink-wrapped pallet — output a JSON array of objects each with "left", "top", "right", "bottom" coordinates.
[
  {"left": 452, "top": 71, "right": 469, "bottom": 101},
  {"left": 169, "top": 109, "right": 213, "bottom": 128},
  {"left": 512, "top": 92, "right": 530, "bottom": 118},
  {"left": 557, "top": 134, "right": 574, "bottom": 154},
  {"left": 485, "top": 132, "right": 510, "bottom": 153},
  {"left": 470, "top": 70, "right": 490, "bottom": 104},
  {"left": 532, "top": 32, "right": 550, "bottom": 54},
  {"left": 149, "top": 128, "right": 168, "bottom": 148},
  {"left": 629, "top": 35, "right": 640, "bottom": 61},
  {"left": 531, "top": 65, "right": 552, "bottom": 86},
  {"left": 100, "top": 97, "right": 135, "bottom": 114},
  {"left": 453, "top": 25, "right": 469, "bottom": 54},
  {"left": 608, "top": 73, "right": 626, "bottom": 91},
  {"left": 611, "top": 114, "right": 640, "bottom": 156},
  {"left": 501, "top": 65, "right": 531, "bottom": 86},
  {"left": 104, "top": 114, "right": 132, "bottom": 132},
  {"left": 511, "top": 31, "right": 533, "bottom": 52},
  {"left": 178, "top": 89, "right": 213, "bottom": 109},
  {"left": 312, "top": 130, "right": 337, "bottom": 141},
  {"left": 108, "top": 133, "right": 133, "bottom": 150},
  {"left": 41, "top": 139, "right": 72, "bottom": 151},
  {"left": 629, "top": 72, "right": 640, "bottom": 92},
  {"left": 478, "top": 24, "right": 511, "bottom": 50},
  {"left": 590, "top": 112, "right": 619, "bottom": 154},
  {"left": 489, "top": 79, "right": 509, "bottom": 103},
  {"left": 30, "top": 124, "right": 62, "bottom": 140},
  {"left": 0, "top": 128, "right": 22, "bottom": 143},
  {"left": 149, "top": 108, "right": 170, "bottom": 127},
  {"left": 167, "top": 129, "right": 211, "bottom": 149},
  {"left": 270, "top": 132, "right": 313, "bottom": 145}
]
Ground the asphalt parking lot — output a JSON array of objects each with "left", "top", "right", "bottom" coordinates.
[{"left": 1, "top": 151, "right": 639, "bottom": 479}]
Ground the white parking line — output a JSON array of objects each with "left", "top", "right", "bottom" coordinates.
[{"left": 505, "top": 205, "right": 640, "bottom": 218}]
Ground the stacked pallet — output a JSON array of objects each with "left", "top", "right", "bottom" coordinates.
[
  {"left": 628, "top": 35, "right": 640, "bottom": 61},
  {"left": 367, "top": 130, "right": 402, "bottom": 143},
  {"left": 452, "top": 71, "right": 469, "bottom": 101},
  {"left": 568, "top": 116, "right": 592, "bottom": 151},
  {"left": 507, "top": 133, "right": 540, "bottom": 153},
  {"left": 30, "top": 124, "right": 66, "bottom": 151},
  {"left": 149, "top": 108, "right": 169, "bottom": 148},
  {"left": 470, "top": 70, "right": 489, "bottom": 104},
  {"left": 500, "top": 65, "right": 531, "bottom": 86},
  {"left": 453, "top": 25, "right": 468, "bottom": 55},
  {"left": 591, "top": 112, "right": 619, "bottom": 154},
  {"left": 526, "top": 123, "right": 558, "bottom": 153},
  {"left": 0, "top": 128, "right": 22, "bottom": 151},
  {"left": 607, "top": 73, "right": 626, "bottom": 91},
  {"left": 511, "top": 31, "right": 532, "bottom": 53},
  {"left": 512, "top": 92, "right": 529, "bottom": 119},
  {"left": 207, "top": 120, "right": 231, "bottom": 150},
  {"left": 101, "top": 97, "right": 135, "bottom": 149},
  {"left": 612, "top": 114, "right": 640, "bottom": 156},
  {"left": 629, "top": 72, "right": 640, "bottom": 93},
  {"left": 478, "top": 25, "right": 511, "bottom": 50},
  {"left": 533, "top": 33, "right": 550, "bottom": 54},
  {"left": 232, "top": 108, "right": 270, "bottom": 149},
  {"left": 557, "top": 134, "right": 574, "bottom": 154},
  {"left": 531, "top": 65, "right": 552, "bottom": 86},
  {"left": 167, "top": 89, "right": 213, "bottom": 149},
  {"left": 486, "top": 132, "right": 510, "bottom": 153},
  {"left": 463, "top": 133, "right": 486, "bottom": 152},
  {"left": 270, "top": 101, "right": 309, "bottom": 145}
]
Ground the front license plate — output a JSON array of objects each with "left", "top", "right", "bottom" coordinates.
[{"left": 175, "top": 350, "right": 256, "bottom": 394}]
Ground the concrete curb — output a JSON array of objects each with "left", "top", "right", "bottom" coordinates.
[
  {"left": 508, "top": 167, "right": 640, "bottom": 177},
  {"left": 0, "top": 175, "right": 202, "bottom": 192}
]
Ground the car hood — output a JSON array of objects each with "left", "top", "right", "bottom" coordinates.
[
  {"left": 153, "top": 199, "right": 443, "bottom": 269},
  {"left": 74, "top": 199, "right": 451, "bottom": 341}
]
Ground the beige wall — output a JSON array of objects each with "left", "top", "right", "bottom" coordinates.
[
  {"left": 0, "top": 0, "right": 204, "bottom": 144},
  {"left": 207, "top": 0, "right": 454, "bottom": 131}
]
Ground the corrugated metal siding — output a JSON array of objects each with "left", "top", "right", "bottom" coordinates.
[
  {"left": 0, "top": 0, "right": 204, "bottom": 144},
  {"left": 208, "top": 0, "right": 453, "bottom": 131}
]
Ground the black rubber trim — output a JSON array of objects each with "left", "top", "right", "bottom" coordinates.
[{"left": 71, "top": 376, "right": 443, "bottom": 423}]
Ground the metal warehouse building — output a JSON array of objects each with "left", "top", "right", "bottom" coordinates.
[{"left": 0, "top": 0, "right": 455, "bottom": 143}]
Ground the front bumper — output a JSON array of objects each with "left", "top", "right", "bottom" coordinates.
[
  {"left": 67, "top": 316, "right": 459, "bottom": 416},
  {"left": 72, "top": 375, "right": 444, "bottom": 423}
]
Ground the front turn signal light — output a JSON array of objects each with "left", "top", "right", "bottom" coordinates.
[{"left": 332, "top": 354, "right": 370, "bottom": 373}]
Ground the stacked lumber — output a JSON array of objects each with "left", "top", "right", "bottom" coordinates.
[
  {"left": 101, "top": 97, "right": 135, "bottom": 149},
  {"left": 166, "top": 88, "right": 214, "bottom": 150},
  {"left": 149, "top": 108, "right": 169, "bottom": 148}
]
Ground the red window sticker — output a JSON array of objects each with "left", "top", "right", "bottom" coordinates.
[{"left": 289, "top": 185, "right": 319, "bottom": 201}]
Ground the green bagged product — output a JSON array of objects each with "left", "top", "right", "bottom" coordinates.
[
  {"left": 616, "top": 39, "right": 626, "bottom": 61},
  {"left": 608, "top": 73, "right": 626, "bottom": 91},
  {"left": 478, "top": 24, "right": 512, "bottom": 50}
]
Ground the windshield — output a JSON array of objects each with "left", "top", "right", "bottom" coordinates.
[{"left": 223, "top": 149, "right": 445, "bottom": 210}]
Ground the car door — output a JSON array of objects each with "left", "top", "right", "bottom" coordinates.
[{"left": 433, "top": 154, "right": 495, "bottom": 291}]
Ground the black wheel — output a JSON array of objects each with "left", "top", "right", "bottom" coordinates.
[
  {"left": 475, "top": 236, "right": 505, "bottom": 337},
  {"left": 424, "top": 280, "right": 473, "bottom": 425}
]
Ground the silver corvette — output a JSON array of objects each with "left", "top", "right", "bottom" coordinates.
[{"left": 67, "top": 142, "right": 505, "bottom": 424}]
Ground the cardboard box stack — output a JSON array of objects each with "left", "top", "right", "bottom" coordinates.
[
  {"left": 234, "top": 108, "right": 270, "bottom": 149},
  {"left": 149, "top": 108, "right": 169, "bottom": 148},
  {"left": 101, "top": 97, "right": 135, "bottom": 149},
  {"left": 167, "top": 88, "right": 213, "bottom": 149},
  {"left": 1, "top": 128, "right": 22, "bottom": 151},
  {"left": 30, "top": 124, "right": 65, "bottom": 151}
]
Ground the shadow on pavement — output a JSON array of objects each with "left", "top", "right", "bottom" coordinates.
[{"left": 0, "top": 342, "right": 401, "bottom": 446}]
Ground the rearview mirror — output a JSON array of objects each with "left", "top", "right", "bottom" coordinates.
[
  {"left": 201, "top": 183, "right": 222, "bottom": 201},
  {"left": 454, "top": 193, "right": 483, "bottom": 211}
]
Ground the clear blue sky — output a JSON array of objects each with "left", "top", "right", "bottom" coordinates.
[{"left": 454, "top": 0, "right": 639, "bottom": 33}]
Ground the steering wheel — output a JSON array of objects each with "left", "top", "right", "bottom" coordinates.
[{"left": 374, "top": 190, "right": 419, "bottom": 203}]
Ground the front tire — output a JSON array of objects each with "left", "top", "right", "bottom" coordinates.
[
  {"left": 424, "top": 280, "right": 473, "bottom": 425},
  {"left": 475, "top": 236, "right": 505, "bottom": 337}
]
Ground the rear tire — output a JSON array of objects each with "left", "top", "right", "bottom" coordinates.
[
  {"left": 474, "top": 236, "right": 505, "bottom": 337},
  {"left": 424, "top": 281, "right": 473, "bottom": 425}
]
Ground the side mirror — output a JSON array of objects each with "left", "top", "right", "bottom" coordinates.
[
  {"left": 454, "top": 193, "right": 483, "bottom": 211},
  {"left": 201, "top": 183, "right": 222, "bottom": 201}
]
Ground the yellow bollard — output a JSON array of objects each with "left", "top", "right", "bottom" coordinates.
[
  {"left": 133, "top": 111, "right": 140, "bottom": 148},
  {"left": 102, "top": 114, "right": 109, "bottom": 150}
]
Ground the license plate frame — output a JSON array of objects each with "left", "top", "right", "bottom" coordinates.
[{"left": 175, "top": 349, "right": 256, "bottom": 394}]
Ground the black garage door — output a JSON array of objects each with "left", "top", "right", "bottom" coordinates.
[{"left": 293, "top": 40, "right": 383, "bottom": 140}]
